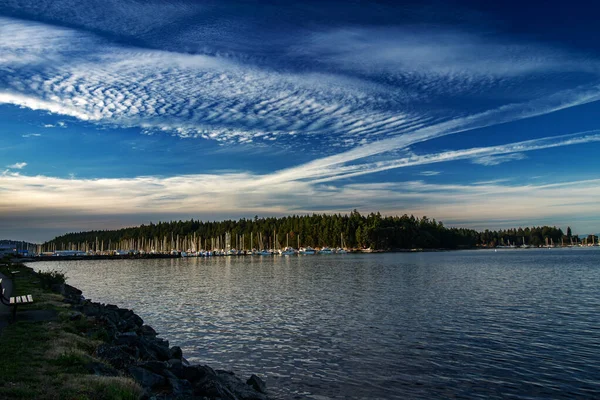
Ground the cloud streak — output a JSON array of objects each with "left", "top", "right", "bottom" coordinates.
[
  {"left": 259, "top": 129, "right": 600, "bottom": 184},
  {"left": 6, "top": 162, "right": 27, "bottom": 169},
  {"left": 2, "top": 171, "right": 599, "bottom": 240},
  {"left": 1, "top": 129, "right": 599, "bottom": 223}
]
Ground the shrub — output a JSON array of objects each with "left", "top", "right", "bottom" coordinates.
[{"left": 37, "top": 269, "right": 66, "bottom": 289}]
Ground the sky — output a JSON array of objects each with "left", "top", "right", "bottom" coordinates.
[{"left": 1, "top": 0, "right": 600, "bottom": 243}]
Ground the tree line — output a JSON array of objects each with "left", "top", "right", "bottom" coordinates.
[{"left": 43, "top": 211, "right": 573, "bottom": 250}]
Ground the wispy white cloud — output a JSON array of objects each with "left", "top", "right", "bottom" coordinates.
[
  {"left": 6, "top": 162, "right": 27, "bottom": 169},
  {"left": 21, "top": 133, "right": 42, "bottom": 138},
  {"left": 1, "top": 15, "right": 600, "bottom": 156},
  {"left": 419, "top": 170, "right": 441, "bottom": 176},
  {"left": 0, "top": 131, "right": 598, "bottom": 224},
  {"left": 259, "top": 129, "right": 600, "bottom": 185},
  {"left": 0, "top": 17, "right": 427, "bottom": 150},
  {"left": 42, "top": 121, "right": 66, "bottom": 128},
  {"left": 471, "top": 153, "right": 527, "bottom": 166},
  {"left": 297, "top": 27, "right": 600, "bottom": 97},
  {"left": 1, "top": 170, "right": 599, "bottom": 238}
]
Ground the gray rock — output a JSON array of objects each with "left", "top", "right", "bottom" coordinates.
[
  {"left": 63, "top": 284, "right": 83, "bottom": 302},
  {"left": 117, "top": 308, "right": 134, "bottom": 320},
  {"left": 97, "top": 344, "right": 137, "bottom": 370},
  {"left": 194, "top": 377, "right": 237, "bottom": 400},
  {"left": 169, "top": 346, "right": 183, "bottom": 360},
  {"left": 246, "top": 375, "right": 267, "bottom": 394},
  {"left": 128, "top": 366, "right": 166, "bottom": 389},
  {"left": 146, "top": 338, "right": 171, "bottom": 361},
  {"left": 137, "top": 361, "right": 170, "bottom": 376},
  {"left": 216, "top": 370, "right": 268, "bottom": 400},
  {"left": 139, "top": 324, "right": 157, "bottom": 337},
  {"left": 167, "top": 358, "right": 182, "bottom": 367},
  {"left": 167, "top": 359, "right": 184, "bottom": 379},
  {"left": 126, "top": 313, "right": 144, "bottom": 327},
  {"left": 182, "top": 364, "right": 216, "bottom": 383},
  {"left": 168, "top": 377, "right": 194, "bottom": 397},
  {"left": 115, "top": 331, "right": 138, "bottom": 345}
]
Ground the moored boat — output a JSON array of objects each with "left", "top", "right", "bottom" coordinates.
[
  {"left": 279, "top": 247, "right": 296, "bottom": 256},
  {"left": 299, "top": 247, "right": 316, "bottom": 255},
  {"left": 318, "top": 247, "right": 334, "bottom": 254}
]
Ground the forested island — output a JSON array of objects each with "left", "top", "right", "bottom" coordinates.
[{"left": 40, "top": 211, "right": 578, "bottom": 252}]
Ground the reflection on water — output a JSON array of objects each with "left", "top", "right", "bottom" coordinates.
[{"left": 33, "top": 249, "right": 600, "bottom": 399}]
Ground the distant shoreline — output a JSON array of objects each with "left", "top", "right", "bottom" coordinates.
[{"left": 19, "top": 245, "right": 597, "bottom": 263}]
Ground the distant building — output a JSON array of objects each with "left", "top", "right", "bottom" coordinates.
[{"left": 0, "top": 244, "right": 17, "bottom": 257}]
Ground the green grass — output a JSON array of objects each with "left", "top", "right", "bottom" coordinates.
[{"left": 0, "top": 261, "right": 143, "bottom": 400}]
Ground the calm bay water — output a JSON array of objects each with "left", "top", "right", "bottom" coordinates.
[{"left": 32, "top": 249, "right": 600, "bottom": 399}]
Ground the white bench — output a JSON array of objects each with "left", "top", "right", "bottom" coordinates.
[{"left": 0, "top": 278, "right": 34, "bottom": 321}]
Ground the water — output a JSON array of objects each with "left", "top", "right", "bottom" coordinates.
[{"left": 31, "top": 249, "right": 600, "bottom": 399}]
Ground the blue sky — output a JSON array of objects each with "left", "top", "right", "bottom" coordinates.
[{"left": 1, "top": 0, "right": 600, "bottom": 242}]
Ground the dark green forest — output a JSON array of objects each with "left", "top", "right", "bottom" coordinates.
[{"left": 44, "top": 211, "right": 572, "bottom": 251}]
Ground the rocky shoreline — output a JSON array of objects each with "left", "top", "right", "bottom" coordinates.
[{"left": 59, "top": 283, "right": 269, "bottom": 400}]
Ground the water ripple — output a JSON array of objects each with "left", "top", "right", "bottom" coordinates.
[{"left": 32, "top": 248, "right": 600, "bottom": 399}]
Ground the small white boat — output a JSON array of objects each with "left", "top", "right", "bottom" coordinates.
[
  {"left": 319, "top": 247, "right": 334, "bottom": 254},
  {"left": 299, "top": 247, "right": 316, "bottom": 255},
  {"left": 279, "top": 247, "right": 296, "bottom": 256},
  {"left": 258, "top": 249, "right": 273, "bottom": 256}
]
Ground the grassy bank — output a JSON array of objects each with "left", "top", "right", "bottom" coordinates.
[{"left": 0, "top": 260, "right": 143, "bottom": 400}]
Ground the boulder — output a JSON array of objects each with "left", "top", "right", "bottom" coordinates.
[
  {"left": 169, "top": 346, "right": 183, "bottom": 360},
  {"left": 168, "top": 377, "right": 194, "bottom": 398},
  {"left": 117, "top": 308, "right": 134, "bottom": 320},
  {"left": 167, "top": 359, "right": 184, "bottom": 378},
  {"left": 125, "top": 313, "right": 144, "bottom": 328},
  {"left": 146, "top": 338, "right": 171, "bottom": 361},
  {"left": 128, "top": 366, "right": 166, "bottom": 389},
  {"left": 63, "top": 284, "right": 83, "bottom": 302},
  {"left": 136, "top": 361, "right": 170, "bottom": 376},
  {"left": 247, "top": 374, "right": 267, "bottom": 394},
  {"left": 139, "top": 324, "right": 157, "bottom": 337},
  {"left": 181, "top": 364, "right": 216, "bottom": 383},
  {"left": 216, "top": 370, "right": 268, "bottom": 400},
  {"left": 115, "top": 331, "right": 138, "bottom": 346},
  {"left": 96, "top": 344, "right": 137, "bottom": 370},
  {"left": 194, "top": 377, "right": 238, "bottom": 400}
]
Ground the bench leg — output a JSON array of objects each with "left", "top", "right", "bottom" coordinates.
[{"left": 12, "top": 304, "right": 17, "bottom": 322}]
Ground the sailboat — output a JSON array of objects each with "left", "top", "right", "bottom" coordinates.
[
  {"left": 257, "top": 232, "right": 272, "bottom": 255},
  {"left": 279, "top": 234, "right": 296, "bottom": 256},
  {"left": 318, "top": 247, "right": 334, "bottom": 254},
  {"left": 335, "top": 233, "right": 348, "bottom": 253},
  {"left": 298, "top": 234, "right": 316, "bottom": 255},
  {"left": 299, "top": 247, "right": 316, "bottom": 255}
]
